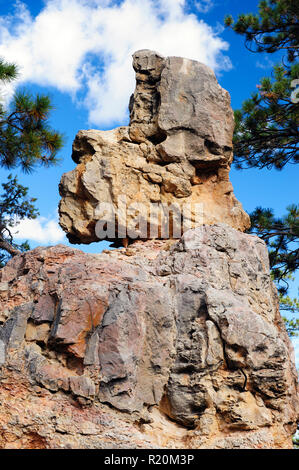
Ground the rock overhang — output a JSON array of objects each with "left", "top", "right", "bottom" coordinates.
[{"left": 59, "top": 49, "right": 250, "bottom": 245}]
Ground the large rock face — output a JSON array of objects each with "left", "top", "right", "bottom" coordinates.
[
  {"left": 59, "top": 50, "right": 250, "bottom": 244},
  {"left": 0, "top": 224, "right": 298, "bottom": 449}
]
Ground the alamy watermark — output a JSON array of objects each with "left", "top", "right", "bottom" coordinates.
[{"left": 94, "top": 196, "right": 204, "bottom": 240}]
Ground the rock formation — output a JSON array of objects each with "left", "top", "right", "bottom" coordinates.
[
  {"left": 59, "top": 50, "right": 250, "bottom": 245},
  {"left": 1, "top": 50, "right": 298, "bottom": 449},
  {"left": 0, "top": 224, "right": 298, "bottom": 449}
]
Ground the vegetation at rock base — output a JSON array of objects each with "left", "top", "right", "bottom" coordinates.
[
  {"left": 0, "top": 58, "right": 63, "bottom": 265},
  {"left": 225, "top": 0, "right": 299, "bottom": 335}
]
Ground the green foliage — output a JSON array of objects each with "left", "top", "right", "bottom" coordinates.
[
  {"left": 248, "top": 205, "right": 299, "bottom": 283},
  {"left": 279, "top": 276, "right": 299, "bottom": 337},
  {"left": 248, "top": 204, "right": 299, "bottom": 337},
  {"left": 0, "top": 88, "right": 64, "bottom": 173},
  {"left": 0, "top": 58, "right": 63, "bottom": 173},
  {"left": 232, "top": 63, "right": 299, "bottom": 170},
  {"left": 282, "top": 314, "right": 299, "bottom": 337},
  {"left": 224, "top": 0, "right": 299, "bottom": 61},
  {"left": 0, "top": 58, "right": 63, "bottom": 263},
  {"left": 0, "top": 174, "right": 39, "bottom": 265},
  {"left": 0, "top": 173, "right": 38, "bottom": 223},
  {"left": 0, "top": 58, "right": 18, "bottom": 83},
  {"left": 225, "top": 0, "right": 299, "bottom": 170},
  {"left": 225, "top": 1, "right": 299, "bottom": 336}
]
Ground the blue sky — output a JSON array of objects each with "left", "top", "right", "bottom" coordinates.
[{"left": 0, "top": 1, "right": 298, "bottom": 362}]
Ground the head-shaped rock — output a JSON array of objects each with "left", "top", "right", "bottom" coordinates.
[{"left": 59, "top": 50, "right": 250, "bottom": 245}]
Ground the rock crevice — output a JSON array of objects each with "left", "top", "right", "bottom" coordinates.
[
  {"left": 59, "top": 50, "right": 250, "bottom": 245},
  {"left": 1, "top": 50, "right": 297, "bottom": 450},
  {"left": 0, "top": 225, "right": 298, "bottom": 448}
]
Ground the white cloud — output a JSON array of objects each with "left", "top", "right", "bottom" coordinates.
[
  {"left": 11, "top": 215, "right": 66, "bottom": 244},
  {"left": 0, "top": 0, "right": 231, "bottom": 126},
  {"left": 256, "top": 56, "right": 275, "bottom": 70},
  {"left": 194, "top": 1, "right": 214, "bottom": 13}
]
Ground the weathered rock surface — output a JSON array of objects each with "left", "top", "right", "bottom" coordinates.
[
  {"left": 0, "top": 224, "right": 298, "bottom": 449},
  {"left": 59, "top": 50, "right": 250, "bottom": 244}
]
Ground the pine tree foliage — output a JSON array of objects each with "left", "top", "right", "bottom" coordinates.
[
  {"left": 0, "top": 174, "right": 38, "bottom": 266},
  {"left": 248, "top": 204, "right": 299, "bottom": 283},
  {"left": 225, "top": 0, "right": 299, "bottom": 170},
  {"left": 0, "top": 89, "right": 63, "bottom": 172},
  {"left": 0, "top": 58, "right": 63, "bottom": 260},
  {"left": 225, "top": 1, "right": 299, "bottom": 336},
  {"left": 225, "top": 0, "right": 299, "bottom": 60},
  {"left": 0, "top": 58, "right": 18, "bottom": 83}
]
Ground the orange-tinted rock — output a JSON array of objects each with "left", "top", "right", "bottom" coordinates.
[
  {"left": 0, "top": 225, "right": 298, "bottom": 448},
  {"left": 59, "top": 50, "right": 250, "bottom": 245}
]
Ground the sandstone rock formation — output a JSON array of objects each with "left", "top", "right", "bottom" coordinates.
[
  {"left": 59, "top": 50, "right": 250, "bottom": 245},
  {"left": 0, "top": 224, "right": 298, "bottom": 449}
]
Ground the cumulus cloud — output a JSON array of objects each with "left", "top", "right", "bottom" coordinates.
[
  {"left": 0, "top": 0, "right": 231, "bottom": 126},
  {"left": 194, "top": 0, "right": 214, "bottom": 13},
  {"left": 11, "top": 215, "right": 66, "bottom": 244}
]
